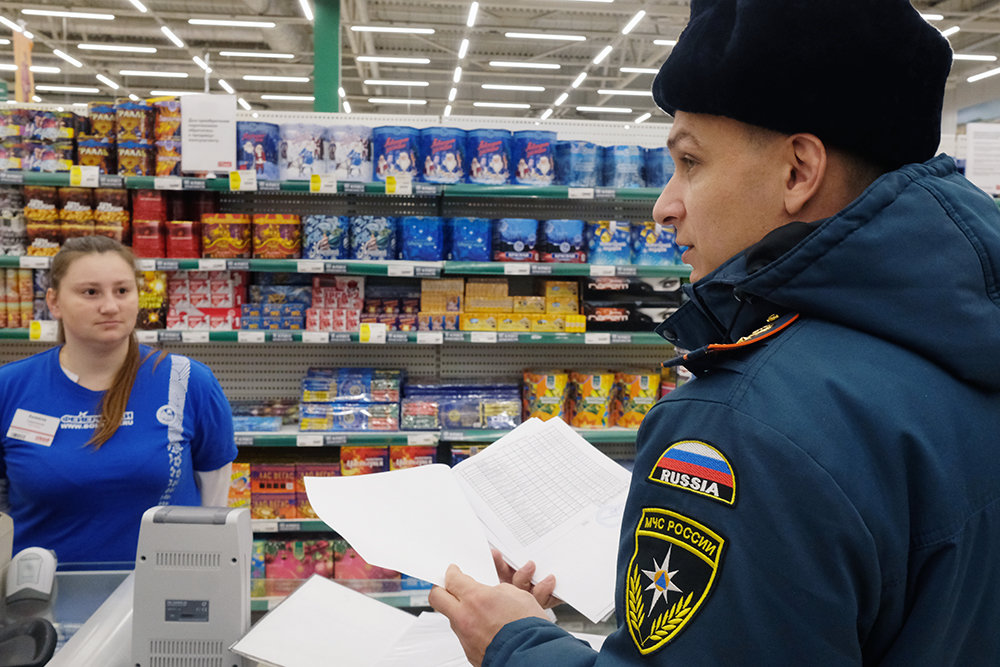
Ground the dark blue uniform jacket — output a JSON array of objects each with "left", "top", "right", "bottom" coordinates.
[{"left": 486, "top": 155, "right": 1000, "bottom": 666}]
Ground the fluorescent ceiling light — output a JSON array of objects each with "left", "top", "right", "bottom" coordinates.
[
  {"left": 357, "top": 56, "right": 430, "bottom": 64},
  {"left": 473, "top": 102, "right": 531, "bottom": 109},
  {"left": 218, "top": 79, "right": 235, "bottom": 94},
  {"left": 554, "top": 92, "right": 568, "bottom": 106},
  {"left": 368, "top": 98, "right": 428, "bottom": 105},
  {"left": 32, "top": 95, "right": 41, "bottom": 103},
  {"left": 654, "top": 39, "right": 677, "bottom": 46},
  {"left": 238, "top": 97, "right": 252, "bottom": 110},
  {"left": 261, "top": 94, "right": 315, "bottom": 101},
  {"left": 968, "top": 66, "right": 1000, "bottom": 83},
  {"left": 598, "top": 89, "right": 651, "bottom": 96},
  {"left": 161, "top": 26, "right": 185, "bottom": 48},
  {"left": 342, "top": 100, "right": 352, "bottom": 113},
  {"left": 505, "top": 32, "right": 586, "bottom": 41},
  {"left": 0, "top": 64, "right": 13, "bottom": 71},
  {"left": 540, "top": 108, "right": 553, "bottom": 120},
  {"left": 620, "top": 67, "right": 659, "bottom": 74},
  {"left": 30, "top": 66, "right": 60, "bottom": 73},
  {"left": 576, "top": 105, "right": 633, "bottom": 113},
  {"left": 53, "top": 50, "right": 83, "bottom": 68},
  {"left": 571, "top": 72, "right": 587, "bottom": 88},
  {"left": 954, "top": 54, "right": 998, "bottom": 61},
  {"left": 448, "top": 87, "right": 457, "bottom": 101},
  {"left": 79, "top": 43, "right": 158, "bottom": 54},
  {"left": 458, "top": 38, "right": 470, "bottom": 59},
  {"left": 220, "top": 51, "right": 294, "bottom": 59},
  {"left": 622, "top": 10, "right": 646, "bottom": 34},
  {"left": 193, "top": 56, "right": 212, "bottom": 72},
  {"left": 128, "top": 0, "right": 148, "bottom": 12},
  {"left": 593, "top": 45, "right": 613, "bottom": 65},
  {"left": 483, "top": 83, "right": 545, "bottom": 91},
  {"left": 36, "top": 85, "right": 101, "bottom": 93},
  {"left": 338, "top": 87, "right": 346, "bottom": 97},
  {"left": 0, "top": 16, "right": 23, "bottom": 33},
  {"left": 150, "top": 90, "right": 197, "bottom": 96},
  {"left": 635, "top": 112, "right": 651, "bottom": 123},
  {"left": 121, "top": 70, "right": 189, "bottom": 78},
  {"left": 96, "top": 74, "right": 119, "bottom": 89},
  {"left": 941, "top": 26, "right": 960, "bottom": 37},
  {"left": 299, "top": 0, "right": 314, "bottom": 21},
  {"left": 72, "top": 102, "right": 88, "bottom": 107},
  {"left": 0, "top": 39, "right": 9, "bottom": 45},
  {"left": 490, "top": 60, "right": 560, "bottom": 70},
  {"left": 128, "top": 93, "right": 140, "bottom": 101},
  {"left": 22, "top": 8, "right": 114, "bottom": 20},
  {"left": 444, "top": 104, "right": 452, "bottom": 117},
  {"left": 467, "top": 2, "right": 479, "bottom": 28},
  {"left": 352, "top": 25, "right": 435, "bottom": 35},
  {"left": 453, "top": 66, "right": 462, "bottom": 83},
  {"left": 919, "top": 13, "right": 944, "bottom": 21},
  {"left": 243, "top": 75, "right": 310, "bottom": 82},
  {"left": 365, "top": 79, "right": 430, "bottom": 86},
  {"left": 188, "top": 19, "right": 276, "bottom": 28}
]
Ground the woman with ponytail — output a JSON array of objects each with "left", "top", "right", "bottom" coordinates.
[{"left": 0, "top": 236, "right": 236, "bottom": 563}]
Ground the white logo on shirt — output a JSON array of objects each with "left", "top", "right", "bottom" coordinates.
[
  {"left": 60, "top": 411, "right": 134, "bottom": 429},
  {"left": 156, "top": 405, "right": 178, "bottom": 426}
]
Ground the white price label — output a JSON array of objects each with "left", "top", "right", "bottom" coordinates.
[
  {"left": 309, "top": 174, "right": 338, "bottom": 193},
  {"left": 18, "top": 256, "right": 49, "bottom": 269},
  {"left": 385, "top": 174, "right": 413, "bottom": 195},
  {"left": 503, "top": 263, "right": 531, "bottom": 275},
  {"left": 255, "top": 521, "right": 279, "bottom": 533},
  {"left": 296, "top": 434, "right": 324, "bottom": 447},
  {"left": 359, "top": 322, "right": 387, "bottom": 344},
  {"left": 154, "top": 176, "right": 184, "bottom": 191},
  {"left": 197, "top": 259, "right": 228, "bottom": 271},
  {"left": 70, "top": 165, "right": 100, "bottom": 188},
  {"left": 301, "top": 331, "right": 330, "bottom": 343},
  {"left": 470, "top": 331, "right": 498, "bottom": 343},
  {"left": 589, "top": 264, "right": 617, "bottom": 276},
  {"left": 387, "top": 263, "right": 416, "bottom": 277},
  {"left": 296, "top": 260, "right": 325, "bottom": 273},
  {"left": 136, "top": 259, "right": 157, "bottom": 271},
  {"left": 229, "top": 170, "right": 258, "bottom": 191},
  {"left": 237, "top": 330, "right": 266, "bottom": 343},
  {"left": 181, "top": 331, "right": 210, "bottom": 343},
  {"left": 585, "top": 332, "right": 612, "bottom": 345},
  {"left": 407, "top": 433, "right": 438, "bottom": 445},
  {"left": 28, "top": 320, "right": 59, "bottom": 342},
  {"left": 416, "top": 331, "right": 443, "bottom": 345},
  {"left": 136, "top": 330, "right": 160, "bottom": 344},
  {"left": 568, "top": 187, "right": 595, "bottom": 199}
]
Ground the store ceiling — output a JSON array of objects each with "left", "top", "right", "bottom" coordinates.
[{"left": 0, "top": 0, "right": 998, "bottom": 123}]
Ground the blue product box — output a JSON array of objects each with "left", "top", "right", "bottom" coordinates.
[
  {"left": 419, "top": 127, "right": 467, "bottom": 184},
  {"left": 231, "top": 415, "right": 283, "bottom": 432},
  {"left": 539, "top": 219, "right": 586, "bottom": 263},
  {"left": 261, "top": 317, "right": 284, "bottom": 329},
  {"left": 602, "top": 145, "right": 644, "bottom": 188},
  {"left": 630, "top": 222, "right": 680, "bottom": 265},
  {"left": 643, "top": 147, "right": 675, "bottom": 188},
  {"left": 448, "top": 218, "right": 492, "bottom": 261},
  {"left": 303, "top": 214, "right": 350, "bottom": 260},
  {"left": 280, "top": 317, "right": 303, "bottom": 329},
  {"left": 372, "top": 126, "right": 420, "bottom": 181},
  {"left": 241, "top": 316, "right": 263, "bottom": 329},
  {"left": 256, "top": 285, "right": 313, "bottom": 304},
  {"left": 511, "top": 130, "right": 556, "bottom": 186},
  {"left": 242, "top": 303, "right": 263, "bottom": 318},
  {"left": 399, "top": 216, "right": 445, "bottom": 261},
  {"left": 554, "top": 140, "right": 599, "bottom": 187},
  {"left": 350, "top": 215, "right": 397, "bottom": 260},
  {"left": 466, "top": 128, "right": 511, "bottom": 185},
  {"left": 493, "top": 218, "right": 539, "bottom": 262},
  {"left": 587, "top": 220, "right": 633, "bottom": 265}
]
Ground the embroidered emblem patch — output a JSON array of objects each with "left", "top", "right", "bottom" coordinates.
[
  {"left": 648, "top": 440, "right": 735, "bottom": 505},
  {"left": 626, "top": 508, "right": 725, "bottom": 655}
]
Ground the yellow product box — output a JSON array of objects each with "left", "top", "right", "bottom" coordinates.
[
  {"left": 529, "top": 313, "right": 565, "bottom": 332},
  {"left": 465, "top": 277, "right": 509, "bottom": 299},
  {"left": 612, "top": 369, "right": 662, "bottom": 428},
  {"left": 460, "top": 313, "right": 498, "bottom": 331},
  {"left": 418, "top": 311, "right": 460, "bottom": 331},
  {"left": 498, "top": 313, "right": 532, "bottom": 332},
  {"left": 421, "top": 292, "right": 462, "bottom": 312},
  {"left": 544, "top": 280, "right": 579, "bottom": 299},
  {"left": 545, "top": 297, "right": 579, "bottom": 314},
  {"left": 565, "top": 314, "right": 586, "bottom": 332},
  {"left": 466, "top": 296, "right": 513, "bottom": 312},
  {"left": 512, "top": 296, "right": 546, "bottom": 313},
  {"left": 422, "top": 278, "right": 465, "bottom": 293}
]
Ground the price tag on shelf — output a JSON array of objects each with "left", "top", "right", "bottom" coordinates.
[
  {"left": 616, "top": 266, "right": 638, "bottom": 277},
  {"left": 611, "top": 333, "right": 633, "bottom": 344},
  {"left": 0, "top": 172, "right": 22, "bottom": 185},
  {"left": 136, "top": 330, "right": 160, "bottom": 344},
  {"left": 414, "top": 183, "right": 438, "bottom": 197},
  {"left": 69, "top": 165, "right": 100, "bottom": 188},
  {"left": 529, "top": 264, "right": 552, "bottom": 275},
  {"left": 28, "top": 320, "right": 58, "bottom": 342},
  {"left": 258, "top": 180, "right": 281, "bottom": 191},
  {"left": 182, "top": 177, "right": 207, "bottom": 190},
  {"left": 407, "top": 433, "right": 438, "bottom": 445},
  {"left": 156, "top": 259, "right": 180, "bottom": 271},
  {"left": 324, "top": 434, "right": 347, "bottom": 445},
  {"left": 441, "top": 430, "right": 466, "bottom": 441},
  {"left": 387, "top": 263, "right": 415, "bottom": 277},
  {"left": 385, "top": 174, "right": 413, "bottom": 195},
  {"left": 228, "top": 259, "right": 251, "bottom": 271},
  {"left": 330, "top": 332, "right": 352, "bottom": 343},
  {"left": 197, "top": 258, "right": 228, "bottom": 271},
  {"left": 234, "top": 434, "right": 255, "bottom": 446},
  {"left": 272, "top": 331, "right": 294, "bottom": 342},
  {"left": 154, "top": 176, "right": 184, "bottom": 191},
  {"left": 585, "top": 332, "right": 612, "bottom": 345},
  {"left": 416, "top": 331, "right": 443, "bottom": 345},
  {"left": 443, "top": 331, "right": 464, "bottom": 343},
  {"left": 503, "top": 263, "right": 531, "bottom": 275},
  {"left": 497, "top": 332, "right": 520, "bottom": 343},
  {"left": 470, "top": 331, "right": 498, "bottom": 344},
  {"left": 325, "top": 263, "right": 348, "bottom": 274},
  {"left": 18, "top": 256, "right": 49, "bottom": 269},
  {"left": 296, "top": 260, "right": 325, "bottom": 273},
  {"left": 359, "top": 322, "right": 387, "bottom": 344},
  {"left": 590, "top": 264, "right": 616, "bottom": 276},
  {"left": 595, "top": 187, "right": 617, "bottom": 200},
  {"left": 228, "top": 170, "right": 258, "bottom": 192},
  {"left": 237, "top": 330, "right": 266, "bottom": 343},
  {"left": 568, "top": 187, "right": 595, "bottom": 199},
  {"left": 296, "top": 434, "right": 324, "bottom": 447},
  {"left": 301, "top": 331, "right": 330, "bottom": 344},
  {"left": 387, "top": 331, "right": 410, "bottom": 344},
  {"left": 343, "top": 182, "right": 365, "bottom": 195},
  {"left": 255, "top": 521, "right": 279, "bottom": 533},
  {"left": 181, "top": 331, "right": 210, "bottom": 343},
  {"left": 309, "top": 174, "right": 338, "bottom": 193},
  {"left": 414, "top": 264, "right": 440, "bottom": 278},
  {"left": 159, "top": 331, "right": 182, "bottom": 342},
  {"left": 136, "top": 259, "right": 157, "bottom": 271},
  {"left": 99, "top": 174, "right": 125, "bottom": 188}
]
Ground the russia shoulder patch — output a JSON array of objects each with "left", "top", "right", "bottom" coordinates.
[
  {"left": 626, "top": 508, "right": 725, "bottom": 655},
  {"left": 648, "top": 440, "right": 735, "bottom": 505}
]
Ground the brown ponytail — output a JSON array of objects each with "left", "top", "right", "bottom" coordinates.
[{"left": 49, "top": 236, "right": 164, "bottom": 449}]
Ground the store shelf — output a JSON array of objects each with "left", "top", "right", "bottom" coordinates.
[
  {"left": 251, "top": 588, "right": 429, "bottom": 612},
  {"left": 251, "top": 519, "right": 333, "bottom": 533},
  {"left": 442, "top": 261, "right": 689, "bottom": 278}
]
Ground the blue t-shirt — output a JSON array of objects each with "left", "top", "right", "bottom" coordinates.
[{"left": 0, "top": 345, "right": 237, "bottom": 564}]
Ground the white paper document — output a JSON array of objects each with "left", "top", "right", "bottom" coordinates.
[{"left": 305, "top": 417, "right": 630, "bottom": 623}]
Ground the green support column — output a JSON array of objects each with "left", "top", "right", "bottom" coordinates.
[{"left": 313, "top": 0, "right": 340, "bottom": 112}]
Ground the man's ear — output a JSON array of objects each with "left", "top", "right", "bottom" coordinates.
[{"left": 783, "top": 133, "right": 827, "bottom": 216}]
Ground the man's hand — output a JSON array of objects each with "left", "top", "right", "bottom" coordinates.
[
  {"left": 429, "top": 564, "right": 550, "bottom": 666},
  {"left": 492, "top": 548, "right": 561, "bottom": 609}
]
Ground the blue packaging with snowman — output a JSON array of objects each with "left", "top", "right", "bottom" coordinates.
[
  {"left": 399, "top": 216, "right": 445, "bottom": 261},
  {"left": 586, "top": 220, "right": 633, "bottom": 265},
  {"left": 554, "top": 140, "right": 599, "bottom": 187},
  {"left": 237, "top": 121, "right": 280, "bottom": 181},
  {"left": 419, "top": 127, "right": 466, "bottom": 184},
  {"left": 511, "top": 130, "right": 556, "bottom": 186},
  {"left": 279, "top": 123, "right": 325, "bottom": 179},
  {"left": 350, "top": 215, "right": 398, "bottom": 260},
  {"left": 493, "top": 218, "right": 538, "bottom": 262},
  {"left": 448, "top": 218, "right": 492, "bottom": 261},
  {"left": 630, "top": 221, "right": 680, "bottom": 265},
  {"left": 539, "top": 219, "right": 586, "bottom": 263},
  {"left": 325, "top": 125, "right": 372, "bottom": 182},
  {"left": 644, "top": 147, "right": 675, "bottom": 188},
  {"left": 372, "top": 126, "right": 419, "bottom": 182},
  {"left": 466, "top": 129, "right": 511, "bottom": 185},
  {"left": 602, "top": 145, "right": 644, "bottom": 188},
  {"left": 303, "top": 214, "right": 350, "bottom": 260}
]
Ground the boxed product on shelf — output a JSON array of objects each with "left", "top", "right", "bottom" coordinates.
[
  {"left": 511, "top": 130, "right": 556, "bottom": 186},
  {"left": 404, "top": 382, "right": 521, "bottom": 430},
  {"left": 539, "top": 219, "right": 586, "bottom": 263},
  {"left": 263, "top": 538, "right": 335, "bottom": 596},
  {"left": 554, "top": 140, "right": 600, "bottom": 188},
  {"left": 334, "top": 540, "right": 401, "bottom": 594},
  {"left": 325, "top": 124, "right": 373, "bottom": 182},
  {"left": 253, "top": 213, "right": 301, "bottom": 259},
  {"left": 230, "top": 397, "right": 299, "bottom": 430},
  {"left": 644, "top": 147, "right": 676, "bottom": 188},
  {"left": 116, "top": 100, "right": 154, "bottom": 143},
  {"left": 364, "top": 279, "right": 420, "bottom": 315},
  {"left": 497, "top": 313, "right": 531, "bottom": 332},
  {"left": 612, "top": 369, "right": 662, "bottom": 428},
  {"left": 202, "top": 213, "right": 252, "bottom": 258},
  {"left": 389, "top": 445, "right": 438, "bottom": 470},
  {"left": 94, "top": 187, "right": 130, "bottom": 241},
  {"left": 349, "top": 215, "right": 397, "bottom": 260},
  {"left": 301, "top": 368, "right": 403, "bottom": 403},
  {"left": 251, "top": 540, "right": 267, "bottom": 597},
  {"left": 78, "top": 135, "right": 117, "bottom": 174},
  {"left": 398, "top": 216, "right": 445, "bottom": 261},
  {"left": 372, "top": 125, "right": 419, "bottom": 182},
  {"left": 305, "top": 307, "right": 360, "bottom": 332},
  {"left": 153, "top": 99, "right": 182, "bottom": 142},
  {"left": 340, "top": 446, "right": 390, "bottom": 475},
  {"left": 523, "top": 370, "right": 570, "bottom": 422},
  {"left": 117, "top": 141, "right": 154, "bottom": 177},
  {"left": 155, "top": 139, "right": 182, "bottom": 177},
  {"left": 295, "top": 463, "right": 340, "bottom": 518},
  {"left": 136, "top": 270, "right": 166, "bottom": 329},
  {"left": 419, "top": 127, "right": 466, "bottom": 184},
  {"left": 279, "top": 122, "right": 325, "bottom": 179},
  {"left": 568, "top": 370, "right": 616, "bottom": 429},
  {"left": 512, "top": 296, "right": 545, "bottom": 313},
  {"left": 460, "top": 313, "right": 497, "bottom": 331},
  {"left": 416, "top": 311, "right": 459, "bottom": 330},
  {"left": 493, "top": 218, "right": 538, "bottom": 262},
  {"left": 302, "top": 214, "right": 349, "bottom": 260},
  {"left": 167, "top": 270, "right": 246, "bottom": 330},
  {"left": 400, "top": 398, "right": 440, "bottom": 430},
  {"left": 251, "top": 463, "right": 298, "bottom": 519},
  {"left": 450, "top": 445, "right": 487, "bottom": 466},
  {"left": 313, "top": 275, "right": 364, "bottom": 309},
  {"left": 299, "top": 403, "right": 400, "bottom": 432},
  {"left": 586, "top": 220, "right": 633, "bottom": 265},
  {"left": 602, "top": 144, "right": 644, "bottom": 188},
  {"left": 631, "top": 221, "right": 681, "bottom": 266},
  {"left": 166, "top": 220, "right": 200, "bottom": 258},
  {"left": 447, "top": 217, "right": 492, "bottom": 261},
  {"left": 228, "top": 462, "right": 251, "bottom": 508},
  {"left": 236, "top": 120, "right": 280, "bottom": 180},
  {"left": 1, "top": 268, "right": 31, "bottom": 328},
  {"left": 466, "top": 128, "right": 511, "bottom": 185}
]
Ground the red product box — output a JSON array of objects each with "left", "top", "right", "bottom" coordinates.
[
  {"left": 340, "top": 446, "right": 389, "bottom": 476},
  {"left": 250, "top": 492, "right": 297, "bottom": 520},
  {"left": 166, "top": 220, "right": 200, "bottom": 258},
  {"left": 334, "top": 540, "right": 400, "bottom": 593},
  {"left": 132, "top": 189, "right": 167, "bottom": 221},
  {"left": 390, "top": 445, "right": 437, "bottom": 470},
  {"left": 228, "top": 462, "right": 251, "bottom": 509},
  {"left": 295, "top": 463, "right": 340, "bottom": 519},
  {"left": 264, "top": 539, "right": 335, "bottom": 596},
  {"left": 251, "top": 463, "right": 296, "bottom": 493}
]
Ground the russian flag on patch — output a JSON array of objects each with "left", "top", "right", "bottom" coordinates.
[{"left": 650, "top": 440, "right": 736, "bottom": 505}]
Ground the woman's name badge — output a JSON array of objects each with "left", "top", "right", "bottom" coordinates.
[{"left": 7, "top": 409, "right": 60, "bottom": 446}]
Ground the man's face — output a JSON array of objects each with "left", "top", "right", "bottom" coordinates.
[{"left": 653, "top": 111, "right": 791, "bottom": 282}]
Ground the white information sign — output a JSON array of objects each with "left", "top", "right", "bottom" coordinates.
[
  {"left": 180, "top": 94, "right": 237, "bottom": 173},
  {"left": 965, "top": 123, "right": 1000, "bottom": 194}
]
